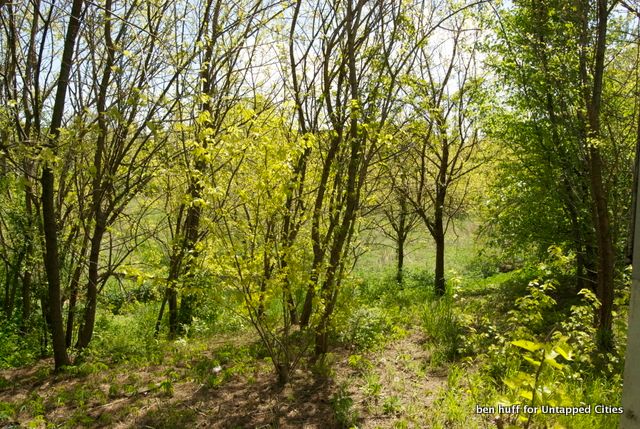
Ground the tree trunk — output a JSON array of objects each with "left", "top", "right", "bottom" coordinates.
[
  {"left": 396, "top": 194, "right": 408, "bottom": 284},
  {"left": 20, "top": 177, "right": 35, "bottom": 333},
  {"left": 40, "top": 0, "right": 84, "bottom": 370},
  {"left": 168, "top": 284, "right": 179, "bottom": 338},
  {"left": 21, "top": 269, "right": 32, "bottom": 331},
  {"left": 39, "top": 294, "right": 50, "bottom": 357},
  {"left": 397, "top": 234, "right": 405, "bottom": 284},
  {"left": 42, "top": 167, "right": 71, "bottom": 369},
  {"left": 580, "top": 0, "right": 614, "bottom": 351},
  {"left": 42, "top": 163, "right": 71, "bottom": 369},
  {"left": 299, "top": 138, "right": 340, "bottom": 328},
  {"left": 66, "top": 237, "right": 87, "bottom": 348},
  {"left": 178, "top": 295, "right": 195, "bottom": 331},
  {"left": 434, "top": 224, "right": 446, "bottom": 296},
  {"left": 77, "top": 221, "right": 105, "bottom": 349},
  {"left": 65, "top": 275, "right": 78, "bottom": 348}
]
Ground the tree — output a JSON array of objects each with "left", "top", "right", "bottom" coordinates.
[
  {"left": 73, "top": 0, "right": 204, "bottom": 349},
  {"left": 578, "top": 0, "right": 616, "bottom": 350},
  {"left": 211, "top": 102, "right": 309, "bottom": 385},
  {"left": 153, "top": 0, "right": 279, "bottom": 338},
  {"left": 40, "top": 0, "right": 85, "bottom": 370},
  {"left": 379, "top": 190, "right": 420, "bottom": 284},
  {"left": 399, "top": 15, "right": 483, "bottom": 296},
  {"left": 287, "top": 0, "right": 417, "bottom": 355},
  {"left": 487, "top": 0, "right": 637, "bottom": 351}
]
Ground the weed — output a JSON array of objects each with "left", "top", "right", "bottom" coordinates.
[
  {"left": 21, "top": 392, "right": 44, "bottom": 416},
  {"left": 382, "top": 395, "right": 402, "bottom": 415},
  {"left": 160, "top": 379, "right": 174, "bottom": 397},
  {"left": 363, "top": 372, "right": 382, "bottom": 402},
  {"left": 347, "top": 354, "right": 372, "bottom": 373},
  {"left": 311, "top": 353, "right": 336, "bottom": 380},
  {"left": 0, "top": 401, "right": 16, "bottom": 421},
  {"left": 342, "top": 307, "right": 393, "bottom": 351},
  {"left": 25, "top": 415, "right": 46, "bottom": 429},
  {"left": 108, "top": 383, "right": 120, "bottom": 398},
  {"left": 331, "top": 384, "right": 358, "bottom": 428}
]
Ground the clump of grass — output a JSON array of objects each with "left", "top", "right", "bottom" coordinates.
[{"left": 422, "top": 294, "right": 462, "bottom": 366}]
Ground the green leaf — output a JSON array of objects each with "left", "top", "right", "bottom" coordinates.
[
  {"left": 554, "top": 343, "right": 573, "bottom": 361},
  {"left": 544, "top": 356, "right": 564, "bottom": 370},
  {"left": 523, "top": 356, "right": 541, "bottom": 367},
  {"left": 512, "top": 340, "right": 542, "bottom": 352},
  {"left": 518, "top": 390, "right": 533, "bottom": 400}
]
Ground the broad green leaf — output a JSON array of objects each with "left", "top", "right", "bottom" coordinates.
[
  {"left": 544, "top": 356, "right": 564, "bottom": 370},
  {"left": 554, "top": 343, "right": 573, "bottom": 361},
  {"left": 518, "top": 390, "right": 533, "bottom": 400},
  {"left": 512, "top": 340, "right": 542, "bottom": 352}
]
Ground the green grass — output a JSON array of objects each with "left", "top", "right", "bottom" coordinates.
[{"left": 355, "top": 219, "right": 481, "bottom": 280}]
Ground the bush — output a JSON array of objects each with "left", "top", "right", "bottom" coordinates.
[
  {"left": 87, "top": 302, "right": 161, "bottom": 363},
  {"left": 340, "top": 307, "right": 394, "bottom": 351},
  {"left": 0, "top": 318, "right": 38, "bottom": 369}
]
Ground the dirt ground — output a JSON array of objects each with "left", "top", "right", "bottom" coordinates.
[{"left": 0, "top": 328, "right": 447, "bottom": 428}]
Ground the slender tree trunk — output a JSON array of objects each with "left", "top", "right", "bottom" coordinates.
[
  {"left": 40, "top": 0, "right": 84, "bottom": 369},
  {"left": 314, "top": 0, "right": 364, "bottom": 355},
  {"left": 39, "top": 294, "right": 50, "bottom": 356},
  {"left": 397, "top": 234, "right": 405, "bottom": 284},
  {"left": 6, "top": 254, "right": 22, "bottom": 318},
  {"left": 154, "top": 290, "right": 168, "bottom": 337},
  {"left": 65, "top": 272, "right": 79, "bottom": 348},
  {"left": 75, "top": 0, "right": 114, "bottom": 351},
  {"left": 77, "top": 222, "right": 105, "bottom": 349},
  {"left": 299, "top": 138, "right": 340, "bottom": 328},
  {"left": 580, "top": 0, "right": 614, "bottom": 351},
  {"left": 168, "top": 288, "right": 178, "bottom": 336},
  {"left": 42, "top": 166, "right": 70, "bottom": 369},
  {"left": 66, "top": 237, "right": 87, "bottom": 348},
  {"left": 434, "top": 127, "right": 449, "bottom": 297},
  {"left": 21, "top": 270, "right": 32, "bottom": 331},
  {"left": 434, "top": 214, "right": 446, "bottom": 296},
  {"left": 176, "top": 192, "right": 203, "bottom": 332},
  {"left": 21, "top": 176, "right": 35, "bottom": 333},
  {"left": 3, "top": 263, "right": 16, "bottom": 318},
  {"left": 396, "top": 195, "right": 407, "bottom": 284}
]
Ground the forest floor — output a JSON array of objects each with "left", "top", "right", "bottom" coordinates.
[
  {"left": 0, "top": 223, "right": 495, "bottom": 428},
  {"left": 0, "top": 324, "right": 450, "bottom": 428}
]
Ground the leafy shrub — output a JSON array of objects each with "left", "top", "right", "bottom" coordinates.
[
  {"left": 87, "top": 302, "right": 161, "bottom": 363},
  {"left": 340, "top": 307, "right": 394, "bottom": 350},
  {"left": 0, "top": 319, "right": 39, "bottom": 369}
]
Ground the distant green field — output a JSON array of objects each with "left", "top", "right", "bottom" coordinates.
[{"left": 354, "top": 219, "right": 481, "bottom": 279}]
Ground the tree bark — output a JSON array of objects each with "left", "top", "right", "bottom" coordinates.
[
  {"left": 396, "top": 195, "right": 408, "bottom": 284},
  {"left": 579, "top": 0, "right": 615, "bottom": 351},
  {"left": 20, "top": 172, "right": 36, "bottom": 333},
  {"left": 40, "top": 0, "right": 84, "bottom": 370},
  {"left": 77, "top": 222, "right": 104, "bottom": 349}
]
